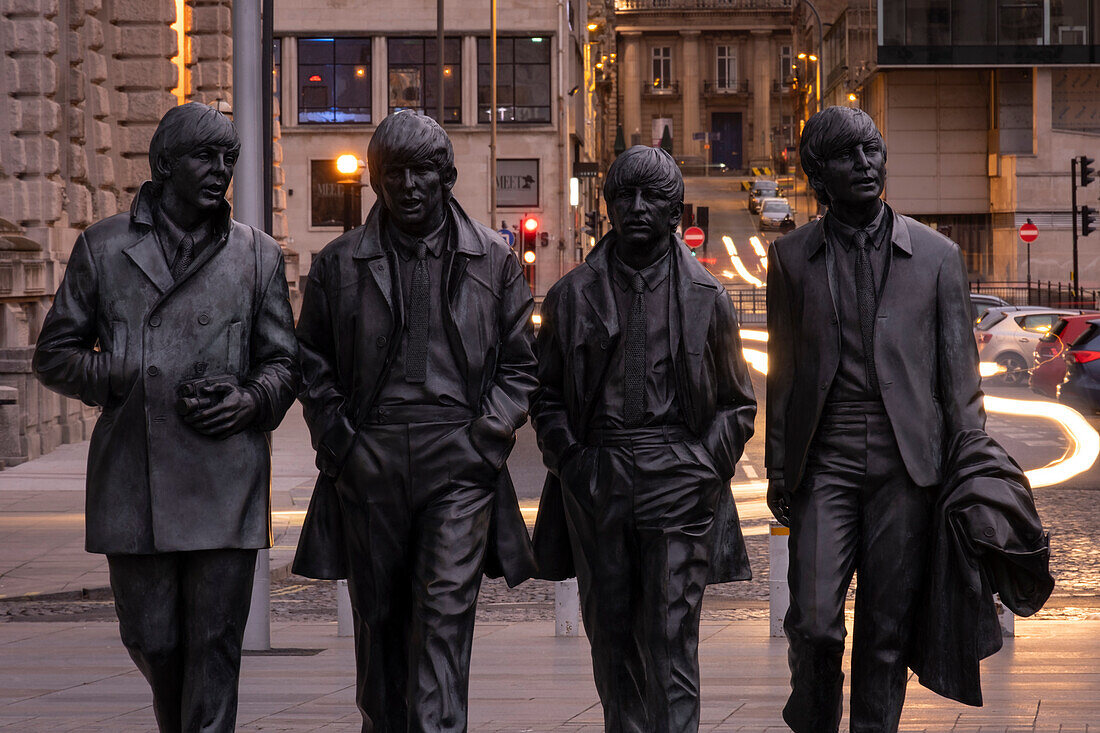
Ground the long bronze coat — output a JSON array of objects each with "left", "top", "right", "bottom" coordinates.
[
  {"left": 34, "top": 185, "right": 299, "bottom": 554},
  {"left": 764, "top": 206, "right": 986, "bottom": 491},
  {"left": 291, "top": 200, "right": 538, "bottom": 586},
  {"left": 530, "top": 233, "right": 758, "bottom": 582}
]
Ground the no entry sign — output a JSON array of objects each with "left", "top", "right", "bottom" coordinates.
[
  {"left": 683, "top": 226, "right": 705, "bottom": 248},
  {"left": 1019, "top": 221, "right": 1039, "bottom": 243}
]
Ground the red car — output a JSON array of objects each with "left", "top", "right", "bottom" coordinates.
[{"left": 1030, "top": 314, "right": 1100, "bottom": 397}]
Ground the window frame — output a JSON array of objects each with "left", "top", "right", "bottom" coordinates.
[
  {"left": 297, "top": 37, "right": 373, "bottom": 125},
  {"left": 652, "top": 45, "right": 672, "bottom": 89},
  {"left": 716, "top": 45, "right": 737, "bottom": 90},
  {"left": 387, "top": 36, "right": 463, "bottom": 125},
  {"left": 477, "top": 36, "right": 553, "bottom": 125}
]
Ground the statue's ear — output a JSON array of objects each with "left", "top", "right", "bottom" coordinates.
[
  {"left": 442, "top": 165, "right": 458, "bottom": 192},
  {"left": 669, "top": 200, "right": 684, "bottom": 229},
  {"left": 153, "top": 154, "right": 175, "bottom": 185}
]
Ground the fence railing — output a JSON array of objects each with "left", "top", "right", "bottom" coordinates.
[
  {"left": 970, "top": 281, "right": 1100, "bottom": 310},
  {"left": 617, "top": 0, "right": 791, "bottom": 9},
  {"left": 728, "top": 287, "right": 767, "bottom": 324}
]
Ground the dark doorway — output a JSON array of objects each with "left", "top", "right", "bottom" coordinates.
[{"left": 711, "top": 112, "right": 743, "bottom": 171}]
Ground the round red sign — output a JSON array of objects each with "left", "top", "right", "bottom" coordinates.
[
  {"left": 1019, "top": 222, "right": 1039, "bottom": 243},
  {"left": 683, "top": 226, "right": 705, "bottom": 248}
]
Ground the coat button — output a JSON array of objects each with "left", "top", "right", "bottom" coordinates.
[
  {"left": 376, "top": 336, "right": 387, "bottom": 348},
  {"left": 375, "top": 263, "right": 384, "bottom": 271},
  {"left": 149, "top": 314, "right": 161, "bottom": 327},
  {"left": 147, "top": 366, "right": 160, "bottom": 377},
  {"left": 599, "top": 338, "right": 609, "bottom": 350},
  {"left": 198, "top": 313, "right": 211, "bottom": 325},
  {"left": 983, "top": 526, "right": 996, "bottom": 538}
]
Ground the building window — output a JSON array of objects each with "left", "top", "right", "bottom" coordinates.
[
  {"left": 298, "top": 37, "right": 372, "bottom": 124},
  {"left": 652, "top": 46, "right": 671, "bottom": 89},
  {"left": 388, "top": 37, "right": 462, "bottom": 124},
  {"left": 311, "top": 160, "right": 360, "bottom": 228},
  {"left": 778, "top": 44, "right": 793, "bottom": 84},
  {"left": 716, "top": 45, "right": 737, "bottom": 90},
  {"left": 477, "top": 37, "right": 552, "bottom": 124}
]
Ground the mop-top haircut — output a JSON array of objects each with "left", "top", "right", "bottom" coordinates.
[
  {"left": 799, "top": 105, "right": 887, "bottom": 207},
  {"left": 148, "top": 102, "right": 240, "bottom": 187},
  {"left": 367, "top": 110, "right": 457, "bottom": 197}
]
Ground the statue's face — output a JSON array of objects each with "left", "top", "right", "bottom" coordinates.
[
  {"left": 818, "top": 137, "right": 885, "bottom": 210},
  {"left": 163, "top": 143, "right": 237, "bottom": 213},
  {"left": 378, "top": 161, "right": 447, "bottom": 232},
  {"left": 608, "top": 184, "right": 680, "bottom": 253}
]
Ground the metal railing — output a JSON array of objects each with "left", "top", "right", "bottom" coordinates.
[
  {"left": 970, "top": 281, "right": 1100, "bottom": 310},
  {"left": 617, "top": 0, "right": 791, "bottom": 10},
  {"left": 727, "top": 287, "right": 767, "bottom": 325},
  {"left": 643, "top": 80, "right": 680, "bottom": 95}
]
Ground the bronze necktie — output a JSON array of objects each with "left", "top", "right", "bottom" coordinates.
[
  {"left": 623, "top": 271, "right": 646, "bottom": 426},
  {"left": 853, "top": 229, "right": 878, "bottom": 390},
  {"left": 171, "top": 234, "right": 194, "bottom": 281},
  {"left": 405, "top": 240, "right": 429, "bottom": 383}
]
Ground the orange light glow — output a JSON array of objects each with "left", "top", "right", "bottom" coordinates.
[{"left": 524, "top": 218, "right": 539, "bottom": 232}]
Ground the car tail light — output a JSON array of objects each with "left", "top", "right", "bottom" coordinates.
[
  {"left": 977, "top": 333, "right": 992, "bottom": 344},
  {"left": 1072, "top": 350, "right": 1100, "bottom": 363}
]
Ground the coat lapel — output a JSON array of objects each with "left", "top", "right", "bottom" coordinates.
[
  {"left": 673, "top": 241, "right": 717, "bottom": 360},
  {"left": 578, "top": 236, "right": 620, "bottom": 420},
  {"left": 123, "top": 231, "right": 174, "bottom": 293},
  {"left": 353, "top": 202, "right": 397, "bottom": 322}
]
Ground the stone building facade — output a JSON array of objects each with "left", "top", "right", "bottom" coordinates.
[{"left": 0, "top": 0, "right": 291, "bottom": 463}]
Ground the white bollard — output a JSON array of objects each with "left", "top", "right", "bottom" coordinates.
[
  {"left": 555, "top": 579, "right": 582, "bottom": 637},
  {"left": 243, "top": 548, "right": 271, "bottom": 651},
  {"left": 769, "top": 523, "right": 790, "bottom": 638},
  {"left": 994, "top": 593, "right": 1015, "bottom": 637},
  {"left": 337, "top": 579, "right": 354, "bottom": 637}
]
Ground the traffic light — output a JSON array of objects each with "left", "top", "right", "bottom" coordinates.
[
  {"left": 520, "top": 216, "right": 538, "bottom": 290},
  {"left": 583, "top": 211, "right": 599, "bottom": 236},
  {"left": 1082, "top": 205, "right": 1097, "bottom": 237},
  {"left": 1080, "top": 156, "right": 1096, "bottom": 188}
]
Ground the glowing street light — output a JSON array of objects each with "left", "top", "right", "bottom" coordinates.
[
  {"left": 335, "top": 154, "right": 365, "bottom": 232},
  {"left": 336, "top": 154, "right": 361, "bottom": 176}
]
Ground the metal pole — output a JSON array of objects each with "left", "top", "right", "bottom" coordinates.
[
  {"left": 489, "top": 0, "right": 498, "bottom": 229},
  {"left": 800, "top": 0, "right": 823, "bottom": 112},
  {"left": 233, "top": 0, "right": 271, "bottom": 653},
  {"left": 1073, "top": 157, "right": 1080, "bottom": 297},
  {"left": 262, "top": 0, "right": 273, "bottom": 235},
  {"left": 437, "top": 0, "right": 445, "bottom": 122}
]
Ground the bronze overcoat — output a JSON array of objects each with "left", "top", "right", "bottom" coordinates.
[
  {"left": 291, "top": 199, "right": 538, "bottom": 586},
  {"left": 34, "top": 184, "right": 300, "bottom": 554},
  {"left": 530, "top": 233, "right": 758, "bottom": 582}
]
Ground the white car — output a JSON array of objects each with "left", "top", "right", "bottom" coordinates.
[{"left": 975, "top": 306, "right": 1090, "bottom": 386}]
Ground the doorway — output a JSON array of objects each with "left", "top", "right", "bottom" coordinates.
[{"left": 710, "top": 112, "right": 743, "bottom": 171}]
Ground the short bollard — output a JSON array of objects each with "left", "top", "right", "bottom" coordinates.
[
  {"left": 769, "top": 523, "right": 790, "bottom": 638},
  {"left": 995, "top": 593, "right": 1015, "bottom": 637},
  {"left": 243, "top": 548, "right": 271, "bottom": 651},
  {"left": 555, "top": 579, "right": 582, "bottom": 637},
  {"left": 337, "top": 579, "right": 354, "bottom": 637}
]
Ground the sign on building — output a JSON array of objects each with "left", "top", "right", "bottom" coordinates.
[
  {"left": 497, "top": 159, "right": 540, "bottom": 208},
  {"left": 311, "top": 160, "right": 360, "bottom": 228}
]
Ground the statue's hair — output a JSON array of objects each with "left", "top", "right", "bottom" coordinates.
[
  {"left": 799, "top": 106, "right": 886, "bottom": 207},
  {"left": 603, "top": 145, "right": 684, "bottom": 210},
  {"left": 367, "top": 111, "right": 456, "bottom": 195},
  {"left": 148, "top": 103, "right": 240, "bottom": 185}
]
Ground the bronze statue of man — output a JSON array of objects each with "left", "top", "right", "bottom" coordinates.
[
  {"left": 531, "top": 145, "right": 757, "bottom": 732},
  {"left": 765, "top": 106, "right": 985, "bottom": 732},
  {"left": 33, "top": 102, "right": 299, "bottom": 732},
  {"left": 292, "top": 110, "right": 537, "bottom": 732}
]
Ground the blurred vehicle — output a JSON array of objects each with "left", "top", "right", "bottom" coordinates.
[
  {"left": 969, "top": 292, "right": 1009, "bottom": 323},
  {"left": 1030, "top": 314, "right": 1100, "bottom": 398},
  {"left": 1058, "top": 318, "right": 1100, "bottom": 413},
  {"left": 748, "top": 180, "right": 780, "bottom": 213},
  {"left": 975, "top": 306, "right": 1086, "bottom": 386},
  {"left": 759, "top": 197, "right": 795, "bottom": 231}
]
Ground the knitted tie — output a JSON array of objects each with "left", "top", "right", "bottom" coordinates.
[
  {"left": 171, "top": 234, "right": 194, "bottom": 281},
  {"left": 853, "top": 229, "right": 879, "bottom": 390},
  {"left": 405, "top": 240, "right": 430, "bottom": 383},
  {"left": 623, "top": 271, "right": 647, "bottom": 427}
]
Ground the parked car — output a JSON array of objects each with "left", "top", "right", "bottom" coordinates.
[
  {"left": 969, "top": 292, "right": 1010, "bottom": 323},
  {"left": 1029, "top": 314, "right": 1100, "bottom": 398},
  {"left": 758, "top": 197, "right": 795, "bottom": 231},
  {"left": 1058, "top": 318, "right": 1100, "bottom": 413},
  {"left": 749, "top": 180, "right": 780, "bottom": 213},
  {"left": 975, "top": 306, "right": 1087, "bottom": 386}
]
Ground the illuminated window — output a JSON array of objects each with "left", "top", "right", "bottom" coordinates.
[
  {"left": 387, "top": 37, "right": 462, "bottom": 124},
  {"left": 477, "top": 37, "right": 552, "bottom": 124},
  {"left": 298, "top": 37, "right": 372, "bottom": 124}
]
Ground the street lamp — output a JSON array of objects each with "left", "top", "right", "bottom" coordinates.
[{"left": 335, "top": 154, "right": 365, "bottom": 233}]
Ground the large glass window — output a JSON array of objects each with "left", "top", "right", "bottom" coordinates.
[
  {"left": 477, "top": 37, "right": 552, "bottom": 124},
  {"left": 778, "top": 44, "right": 793, "bottom": 84},
  {"left": 716, "top": 46, "right": 737, "bottom": 90},
  {"left": 298, "top": 37, "right": 371, "bottom": 124},
  {"left": 388, "top": 37, "right": 461, "bottom": 124},
  {"left": 651, "top": 46, "right": 671, "bottom": 89}
]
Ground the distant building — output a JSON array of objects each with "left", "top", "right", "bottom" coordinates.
[
  {"left": 596, "top": 0, "right": 797, "bottom": 173},
  {"left": 801, "top": 0, "right": 1100, "bottom": 285}
]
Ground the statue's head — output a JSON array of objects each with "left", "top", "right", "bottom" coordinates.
[
  {"left": 800, "top": 106, "right": 886, "bottom": 211},
  {"left": 148, "top": 102, "right": 240, "bottom": 214},
  {"left": 368, "top": 111, "right": 457, "bottom": 235},
  {"left": 603, "top": 145, "right": 684, "bottom": 253}
]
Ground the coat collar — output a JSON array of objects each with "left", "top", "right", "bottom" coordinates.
[
  {"left": 352, "top": 198, "right": 490, "bottom": 260},
  {"left": 807, "top": 201, "right": 913, "bottom": 259}
]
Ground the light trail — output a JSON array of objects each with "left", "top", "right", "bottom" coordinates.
[
  {"left": 740, "top": 337, "right": 1100, "bottom": 488},
  {"left": 748, "top": 235, "right": 768, "bottom": 269},
  {"left": 979, "top": 361, "right": 1007, "bottom": 378},
  {"left": 740, "top": 329, "right": 769, "bottom": 342},
  {"left": 723, "top": 236, "right": 765, "bottom": 288}
]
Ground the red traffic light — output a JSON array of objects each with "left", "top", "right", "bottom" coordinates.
[{"left": 523, "top": 217, "right": 539, "bottom": 233}]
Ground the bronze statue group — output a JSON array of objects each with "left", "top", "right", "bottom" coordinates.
[{"left": 34, "top": 102, "right": 1051, "bottom": 733}]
